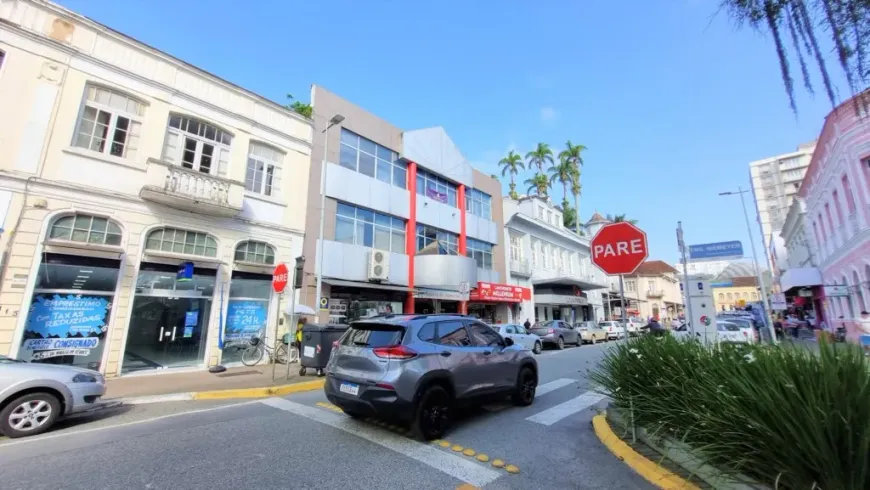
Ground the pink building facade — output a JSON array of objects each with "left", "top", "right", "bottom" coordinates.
[{"left": 800, "top": 96, "right": 870, "bottom": 340}]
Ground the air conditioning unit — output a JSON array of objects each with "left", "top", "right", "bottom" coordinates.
[{"left": 367, "top": 249, "right": 390, "bottom": 282}]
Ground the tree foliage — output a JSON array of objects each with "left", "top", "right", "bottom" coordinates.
[
  {"left": 721, "top": 0, "right": 870, "bottom": 112},
  {"left": 285, "top": 94, "right": 313, "bottom": 119},
  {"left": 498, "top": 150, "right": 525, "bottom": 199}
]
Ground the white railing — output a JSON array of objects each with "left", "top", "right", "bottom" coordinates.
[
  {"left": 164, "top": 166, "right": 232, "bottom": 205},
  {"left": 509, "top": 259, "right": 532, "bottom": 276}
]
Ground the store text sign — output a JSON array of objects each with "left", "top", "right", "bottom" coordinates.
[{"left": 469, "top": 282, "right": 530, "bottom": 303}]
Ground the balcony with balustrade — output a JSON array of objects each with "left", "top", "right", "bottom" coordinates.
[
  {"left": 646, "top": 289, "right": 665, "bottom": 298},
  {"left": 140, "top": 158, "right": 245, "bottom": 217},
  {"left": 509, "top": 258, "right": 532, "bottom": 277}
]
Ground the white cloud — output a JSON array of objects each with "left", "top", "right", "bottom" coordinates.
[{"left": 540, "top": 106, "right": 558, "bottom": 122}]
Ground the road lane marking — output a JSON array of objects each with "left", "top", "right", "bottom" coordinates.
[
  {"left": 525, "top": 391, "right": 606, "bottom": 426},
  {"left": 0, "top": 400, "right": 262, "bottom": 448},
  {"left": 260, "top": 397, "right": 502, "bottom": 487},
  {"left": 535, "top": 378, "right": 577, "bottom": 396}
]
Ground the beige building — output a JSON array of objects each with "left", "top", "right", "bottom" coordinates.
[
  {"left": 712, "top": 277, "right": 760, "bottom": 312},
  {"left": 0, "top": 0, "right": 313, "bottom": 377},
  {"left": 608, "top": 260, "right": 684, "bottom": 321}
]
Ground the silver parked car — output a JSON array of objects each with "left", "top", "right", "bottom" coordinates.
[
  {"left": 574, "top": 321, "right": 607, "bottom": 344},
  {"left": 529, "top": 320, "right": 581, "bottom": 349},
  {"left": 492, "top": 324, "right": 543, "bottom": 354},
  {"left": 0, "top": 355, "right": 107, "bottom": 438},
  {"left": 324, "top": 314, "right": 538, "bottom": 440}
]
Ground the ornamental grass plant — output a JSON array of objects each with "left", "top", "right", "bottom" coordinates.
[{"left": 589, "top": 335, "right": 870, "bottom": 489}]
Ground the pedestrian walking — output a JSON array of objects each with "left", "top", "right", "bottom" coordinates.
[{"left": 523, "top": 318, "right": 531, "bottom": 332}]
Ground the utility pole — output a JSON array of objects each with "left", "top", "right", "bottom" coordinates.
[{"left": 677, "top": 222, "right": 696, "bottom": 337}]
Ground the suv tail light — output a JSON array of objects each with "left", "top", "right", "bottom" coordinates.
[
  {"left": 332, "top": 340, "right": 340, "bottom": 349},
  {"left": 547, "top": 328, "right": 555, "bottom": 334},
  {"left": 372, "top": 345, "right": 418, "bottom": 360}
]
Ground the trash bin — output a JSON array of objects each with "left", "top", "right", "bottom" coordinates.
[{"left": 299, "top": 323, "right": 348, "bottom": 377}]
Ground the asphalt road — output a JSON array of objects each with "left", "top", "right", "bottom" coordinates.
[{"left": 0, "top": 341, "right": 652, "bottom": 490}]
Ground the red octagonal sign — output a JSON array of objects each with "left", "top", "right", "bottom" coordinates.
[{"left": 590, "top": 222, "right": 649, "bottom": 276}]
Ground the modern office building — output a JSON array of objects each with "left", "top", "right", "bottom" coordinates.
[
  {"left": 502, "top": 198, "right": 608, "bottom": 324},
  {"left": 799, "top": 93, "right": 870, "bottom": 341},
  {"left": 0, "top": 0, "right": 313, "bottom": 377},
  {"left": 749, "top": 141, "right": 816, "bottom": 265},
  {"left": 301, "top": 86, "right": 518, "bottom": 324}
]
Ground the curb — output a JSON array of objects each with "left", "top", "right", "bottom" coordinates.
[
  {"left": 113, "top": 379, "right": 326, "bottom": 404},
  {"left": 592, "top": 414, "right": 700, "bottom": 490}
]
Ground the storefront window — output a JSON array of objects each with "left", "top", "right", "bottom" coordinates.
[
  {"left": 327, "top": 286, "right": 403, "bottom": 324},
  {"left": 49, "top": 214, "right": 122, "bottom": 246},
  {"left": 20, "top": 254, "right": 119, "bottom": 370},
  {"left": 122, "top": 263, "right": 215, "bottom": 374},
  {"left": 221, "top": 271, "right": 271, "bottom": 365}
]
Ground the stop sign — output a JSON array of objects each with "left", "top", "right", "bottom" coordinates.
[
  {"left": 272, "top": 263, "right": 289, "bottom": 293},
  {"left": 590, "top": 222, "right": 649, "bottom": 275}
]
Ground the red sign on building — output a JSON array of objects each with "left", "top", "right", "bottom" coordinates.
[
  {"left": 590, "top": 222, "right": 649, "bottom": 276},
  {"left": 469, "top": 282, "right": 531, "bottom": 303}
]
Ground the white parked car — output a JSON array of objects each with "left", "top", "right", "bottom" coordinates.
[
  {"left": 672, "top": 320, "right": 752, "bottom": 344},
  {"left": 493, "top": 324, "right": 543, "bottom": 354},
  {"left": 598, "top": 321, "right": 626, "bottom": 340},
  {"left": 718, "top": 316, "right": 758, "bottom": 344}
]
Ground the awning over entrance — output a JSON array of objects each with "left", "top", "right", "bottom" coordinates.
[
  {"left": 323, "top": 278, "right": 413, "bottom": 292},
  {"left": 414, "top": 288, "right": 469, "bottom": 301},
  {"left": 780, "top": 267, "right": 823, "bottom": 292},
  {"left": 531, "top": 275, "right": 608, "bottom": 290},
  {"left": 535, "top": 293, "right": 588, "bottom": 306},
  {"left": 468, "top": 282, "right": 531, "bottom": 303}
]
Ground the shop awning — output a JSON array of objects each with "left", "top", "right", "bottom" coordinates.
[
  {"left": 780, "top": 267, "right": 823, "bottom": 292},
  {"left": 323, "top": 278, "right": 413, "bottom": 292},
  {"left": 531, "top": 275, "right": 608, "bottom": 290}
]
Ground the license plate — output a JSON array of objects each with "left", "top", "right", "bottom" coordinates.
[{"left": 339, "top": 382, "right": 359, "bottom": 396}]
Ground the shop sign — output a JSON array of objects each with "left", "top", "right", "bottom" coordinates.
[
  {"left": 823, "top": 285, "right": 849, "bottom": 297},
  {"left": 414, "top": 289, "right": 469, "bottom": 301},
  {"left": 225, "top": 300, "right": 267, "bottom": 341},
  {"left": 468, "top": 282, "right": 530, "bottom": 303},
  {"left": 22, "top": 294, "right": 109, "bottom": 361},
  {"left": 769, "top": 293, "right": 787, "bottom": 310}
]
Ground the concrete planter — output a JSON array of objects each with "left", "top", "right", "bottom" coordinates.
[{"left": 607, "top": 408, "right": 769, "bottom": 490}]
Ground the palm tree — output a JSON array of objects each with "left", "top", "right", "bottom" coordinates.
[
  {"left": 548, "top": 156, "right": 575, "bottom": 209},
  {"left": 498, "top": 151, "right": 525, "bottom": 199},
  {"left": 524, "top": 174, "right": 549, "bottom": 197},
  {"left": 606, "top": 213, "right": 638, "bottom": 225},
  {"left": 525, "top": 143, "right": 554, "bottom": 175},
  {"left": 559, "top": 141, "right": 586, "bottom": 233}
]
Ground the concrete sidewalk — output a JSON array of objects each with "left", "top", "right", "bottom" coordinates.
[{"left": 106, "top": 364, "right": 319, "bottom": 401}]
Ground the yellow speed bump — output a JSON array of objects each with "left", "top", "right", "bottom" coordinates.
[
  {"left": 505, "top": 464, "right": 520, "bottom": 474},
  {"left": 438, "top": 440, "right": 451, "bottom": 448},
  {"left": 451, "top": 445, "right": 464, "bottom": 452},
  {"left": 462, "top": 448, "right": 476, "bottom": 456},
  {"left": 476, "top": 454, "right": 490, "bottom": 462},
  {"left": 491, "top": 459, "right": 505, "bottom": 468}
]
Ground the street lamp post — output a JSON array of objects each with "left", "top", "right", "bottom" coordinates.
[
  {"left": 314, "top": 114, "right": 345, "bottom": 320},
  {"left": 719, "top": 187, "right": 778, "bottom": 344}
]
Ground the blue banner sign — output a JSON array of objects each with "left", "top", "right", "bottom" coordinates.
[
  {"left": 22, "top": 294, "right": 110, "bottom": 362},
  {"left": 688, "top": 241, "right": 744, "bottom": 261},
  {"left": 225, "top": 300, "right": 268, "bottom": 342},
  {"left": 711, "top": 281, "right": 734, "bottom": 288}
]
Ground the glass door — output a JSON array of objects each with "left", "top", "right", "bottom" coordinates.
[{"left": 122, "top": 263, "right": 215, "bottom": 374}]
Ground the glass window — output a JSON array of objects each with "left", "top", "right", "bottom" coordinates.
[
  {"left": 162, "top": 115, "right": 232, "bottom": 177},
  {"left": 416, "top": 168, "right": 458, "bottom": 206},
  {"left": 48, "top": 214, "right": 122, "bottom": 246},
  {"left": 466, "top": 238, "right": 494, "bottom": 270},
  {"left": 245, "top": 142, "right": 284, "bottom": 197},
  {"left": 222, "top": 271, "right": 272, "bottom": 363},
  {"left": 338, "top": 129, "right": 406, "bottom": 189},
  {"left": 465, "top": 189, "right": 492, "bottom": 220},
  {"left": 333, "top": 202, "right": 406, "bottom": 254},
  {"left": 417, "top": 323, "right": 437, "bottom": 343},
  {"left": 234, "top": 241, "right": 276, "bottom": 265},
  {"left": 416, "top": 224, "right": 458, "bottom": 254},
  {"left": 468, "top": 322, "right": 502, "bottom": 347},
  {"left": 145, "top": 228, "right": 218, "bottom": 257},
  {"left": 73, "top": 86, "right": 144, "bottom": 161},
  {"left": 437, "top": 321, "right": 470, "bottom": 347}
]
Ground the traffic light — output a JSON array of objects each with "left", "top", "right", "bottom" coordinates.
[{"left": 293, "top": 255, "right": 305, "bottom": 289}]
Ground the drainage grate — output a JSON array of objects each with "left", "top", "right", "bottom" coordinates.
[{"left": 216, "top": 370, "right": 261, "bottom": 378}]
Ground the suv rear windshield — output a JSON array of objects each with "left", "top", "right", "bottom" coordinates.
[{"left": 341, "top": 322, "right": 405, "bottom": 348}]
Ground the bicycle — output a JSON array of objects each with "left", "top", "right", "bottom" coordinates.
[{"left": 240, "top": 333, "right": 299, "bottom": 366}]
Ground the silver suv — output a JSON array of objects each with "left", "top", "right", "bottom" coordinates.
[{"left": 324, "top": 314, "right": 538, "bottom": 440}]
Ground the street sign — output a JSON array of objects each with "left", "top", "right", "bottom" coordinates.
[
  {"left": 688, "top": 241, "right": 743, "bottom": 261},
  {"left": 319, "top": 296, "right": 329, "bottom": 310},
  {"left": 590, "top": 222, "right": 649, "bottom": 276},
  {"left": 272, "top": 263, "right": 289, "bottom": 293}
]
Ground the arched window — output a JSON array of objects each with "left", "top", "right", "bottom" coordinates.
[
  {"left": 73, "top": 85, "right": 145, "bottom": 160},
  {"left": 727, "top": 292, "right": 733, "bottom": 301},
  {"left": 162, "top": 114, "right": 232, "bottom": 177},
  {"left": 145, "top": 227, "right": 217, "bottom": 257},
  {"left": 742, "top": 292, "right": 748, "bottom": 299},
  {"left": 718, "top": 293, "right": 724, "bottom": 301},
  {"left": 234, "top": 241, "right": 275, "bottom": 265},
  {"left": 49, "top": 213, "right": 122, "bottom": 246},
  {"left": 751, "top": 292, "right": 758, "bottom": 300}
]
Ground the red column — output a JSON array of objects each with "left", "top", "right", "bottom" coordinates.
[
  {"left": 405, "top": 161, "right": 418, "bottom": 314},
  {"left": 457, "top": 184, "right": 468, "bottom": 315}
]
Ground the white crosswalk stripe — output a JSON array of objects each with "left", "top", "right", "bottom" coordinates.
[
  {"left": 525, "top": 391, "right": 606, "bottom": 426},
  {"left": 535, "top": 378, "right": 576, "bottom": 396}
]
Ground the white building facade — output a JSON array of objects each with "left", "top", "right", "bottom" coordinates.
[
  {"left": 0, "top": 0, "right": 313, "bottom": 377},
  {"left": 502, "top": 196, "right": 608, "bottom": 324}
]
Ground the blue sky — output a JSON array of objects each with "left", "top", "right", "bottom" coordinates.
[{"left": 58, "top": 0, "right": 842, "bottom": 263}]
